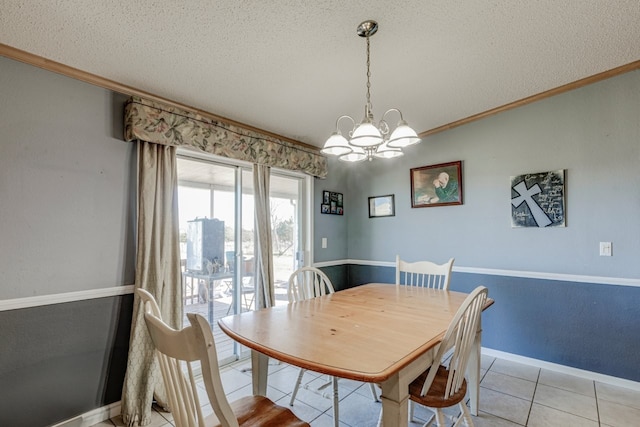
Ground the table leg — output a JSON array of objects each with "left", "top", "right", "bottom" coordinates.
[
  {"left": 379, "top": 373, "right": 408, "bottom": 427},
  {"left": 378, "top": 349, "right": 434, "bottom": 426},
  {"left": 251, "top": 350, "right": 268, "bottom": 396}
]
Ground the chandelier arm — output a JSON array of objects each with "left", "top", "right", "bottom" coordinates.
[
  {"left": 381, "top": 108, "right": 404, "bottom": 122},
  {"left": 335, "top": 115, "right": 356, "bottom": 133},
  {"left": 379, "top": 108, "right": 405, "bottom": 138}
]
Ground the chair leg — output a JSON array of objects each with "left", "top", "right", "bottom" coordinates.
[
  {"left": 454, "top": 402, "right": 474, "bottom": 427},
  {"left": 369, "top": 383, "right": 380, "bottom": 402},
  {"left": 434, "top": 408, "right": 446, "bottom": 426},
  {"left": 376, "top": 407, "right": 383, "bottom": 427},
  {"left": 332, "top": 376, "right": 339, "bottom": 427},
  {"left": 244, "top": 292, "right": 255, "bottom": 311},
  {"left": 410, "top": 401, "right": 443, "bottom": 427},
  {"left": 289, "top": 368, "right": 306, "bottom": 406}
]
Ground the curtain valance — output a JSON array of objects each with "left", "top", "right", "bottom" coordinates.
[{"left": 124, "top": 96, "right": 328, "bottom": 178}]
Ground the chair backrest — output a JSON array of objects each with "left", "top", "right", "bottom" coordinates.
[
  {"left": 419, "top": 286, "right": 488, "bottom": 400},
  {"left": 395, "top": 255, "right": 454, "bottom": 290},
  {"left": 137, "top": 288, "right": 239, "bottom": 427},
  {"left": 137, "top": 287, "right": 163, "bottom": 318},
  {"left": 288, "top": 266, "right": 335, "bottom": 303}
]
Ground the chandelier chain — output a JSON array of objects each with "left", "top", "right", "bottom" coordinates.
[{"left": 365, "top": 36, "right": 373, "bottom": 115}]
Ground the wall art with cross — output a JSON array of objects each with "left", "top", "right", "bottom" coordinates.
[{"left": 511, "top": 170, "right": 565, "bottom": 228}]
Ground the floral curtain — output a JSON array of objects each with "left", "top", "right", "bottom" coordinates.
[
  {"left": 124, "top": 96, "right": 328, "bottom": 178},
  {"left": 253, "top": 164, "right": 275, "bottom": 309},
  {"left": 121, "top": 142, "right": 182, "bottom": 426}
]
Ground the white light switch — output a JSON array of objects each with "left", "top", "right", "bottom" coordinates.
[
  {"left": 322, "top": 238, "right": 327, "bottom": 249},
  {"left": 599, "top": 242, "right": 612, "bottom": 256}
]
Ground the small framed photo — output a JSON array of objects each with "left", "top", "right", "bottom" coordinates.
[
  {"left": 410, "top": 161, "right": 463, "bottom": 208},
  {"left": 369, "top": 194, "right": 395, "bottom": 218}
]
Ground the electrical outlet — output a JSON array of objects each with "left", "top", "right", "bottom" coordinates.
[
  {"left": 599, "top": 242, "right": 612, "bottom": 256},
  {"left": 322, "top": 237, "right": 327, "bottom": 249}
]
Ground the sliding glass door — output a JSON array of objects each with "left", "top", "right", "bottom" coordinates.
[{"left": 177, "top": 153, "right": 309, "bottom": 364}]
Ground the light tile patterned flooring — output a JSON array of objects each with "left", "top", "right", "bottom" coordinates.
[{"left": 94, "top": 355, "right": 640, "bottom": 427}]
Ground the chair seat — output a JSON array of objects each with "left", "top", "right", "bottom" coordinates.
[
  {"left": 208, "top": 395, "right": 309, "bottom": 427},
  {"left": 409, "top": 365, "right": 468, "bottom": 408}
]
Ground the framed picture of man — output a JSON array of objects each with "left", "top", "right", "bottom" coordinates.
[{"left": 410, "top": 161, "right": 463, "bottom": 208}]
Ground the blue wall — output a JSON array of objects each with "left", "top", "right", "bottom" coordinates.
[
  {"left": 449, "top": 273, "right": 639, "bottom": 381},
  {"left": 319, "top": 263, "right": 640, "bottom": 382}
]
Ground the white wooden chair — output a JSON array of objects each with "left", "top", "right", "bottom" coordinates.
[
  {"left": 287, "top": 267, "right": 379, "bottom": 427},
  {"left": 287, "top": 266, "right": 335, "bottom": 302},
  {"left": 137, "top": 288, "right": 309, "bottom": 427},
  {"left": 408, "top": 286, "right": 488, "bottom": 427},
  {"left": 396, "top": 255, "right": 454, "bottom": 289}
]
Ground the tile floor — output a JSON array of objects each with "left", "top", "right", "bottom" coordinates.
[{"left": 94, "top": 355, "right": 640, "bottom": 427}]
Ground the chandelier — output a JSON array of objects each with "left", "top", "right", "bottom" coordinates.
[{"left": 321, "top": 20, "right": 421, "bottom": 162}]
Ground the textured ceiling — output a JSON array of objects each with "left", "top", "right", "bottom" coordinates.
[{"left": 1, "top": 1, "right": 640, "bottom": 148}]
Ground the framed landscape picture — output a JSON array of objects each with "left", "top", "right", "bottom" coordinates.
[
  {"left": 411, "top": 161, "right": 463, "bottom": 208},
  {"left": 369, "top": 194, "right": 395, "bottom": 218}
]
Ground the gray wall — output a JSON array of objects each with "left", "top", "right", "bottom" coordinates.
[
  {"left": 0, "top": 56, "right": 135, "bottom": 425},
  {"left": 313, "top": 158, "right": 349, "bottom": 262},
  {"left": 0, "top": 57, "right": 136, "bottom": 299},
  {"left": 343, "top": 70, "right": 640, "bottom": 276},
  {"left": 315, "top": 69, "right": 640, "bottom": 382}
]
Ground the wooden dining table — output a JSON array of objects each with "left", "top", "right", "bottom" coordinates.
[{"left": 218, "top": 283, "right": 491, "bottom": 426}]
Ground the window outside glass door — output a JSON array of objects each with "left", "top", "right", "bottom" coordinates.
[
  {"left": 177, "top": 154, "right": 308, "bottom": 364},
  {"left": 269, "top": 173, "right": 305, "bottom": 307}
]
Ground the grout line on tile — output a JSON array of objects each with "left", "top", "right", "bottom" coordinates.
[
  {"left": 480, "top": 410, "right": 527, "bottom": 426},
  {"left": 593, "top": 380, "right": 601, "bottom": 426},
  {"left": 533, "top": 401, "right": 602, "bottom": 426},
  {"left": 479, "top": 366, "right": 490, "bottom": 383},
  {"left": 523, "top": 367, "right": 541, "bottom": 426},
  {"left": 485, "top": 356, "right": 496, "bottom": 371}
]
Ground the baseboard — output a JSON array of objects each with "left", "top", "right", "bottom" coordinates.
[
  {"left": 51, "top": 401, "right": 121, "bottom": 427},
  {"left": 482, "top": 347, "right": 640, "bottom": 392}
]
